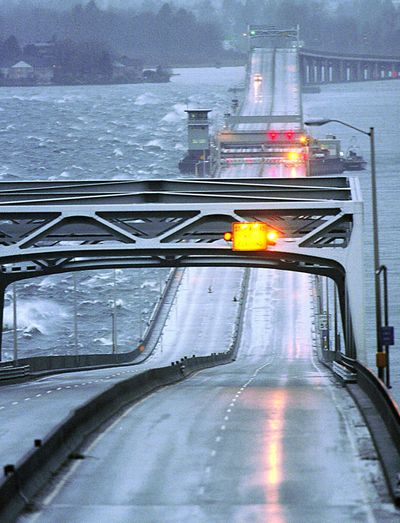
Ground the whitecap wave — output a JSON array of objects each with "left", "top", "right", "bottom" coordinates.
[
  {"left": 144, "top": 139, "right": 164, "bottom": 150},
  {"left": 161, "top": 103, "right": 187, "bottom": 123},
  {"left": 94, "top": 336, "right": 112, "bottom": 346},
  {"left": 134, "top": 93, "right": 161, "bottom": 106}
]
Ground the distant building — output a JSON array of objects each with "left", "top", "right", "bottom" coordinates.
[{"left": 7, "top": 61, "right": 34, "bottom": 81}]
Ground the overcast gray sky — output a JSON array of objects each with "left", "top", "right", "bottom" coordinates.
[{"left": 0, "top": 0, "right": 229, "bottom": 8}]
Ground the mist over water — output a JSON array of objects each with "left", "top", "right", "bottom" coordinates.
[{"left": 0, "top": 68, "right": 399, "bottom": 402}]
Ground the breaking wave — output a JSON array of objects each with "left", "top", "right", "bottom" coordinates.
[{"left": 134, "top": 93, "right": 161, "bottom": 106}]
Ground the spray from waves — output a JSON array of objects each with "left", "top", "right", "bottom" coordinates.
[
  {"left": 3, "top": 299, "right": 69, "bottom": 337},
  {"left": 144, "top": 139, "right": 165, "bottom": 150},
  {"left": 134, "top": 93, "right": 161, "bottom": 106},
  {"left": 93, "top": 335, "right": 112, "bottom": 346},
  {"left": 161, "top": 103, "right": 187, "bottom": 123}
]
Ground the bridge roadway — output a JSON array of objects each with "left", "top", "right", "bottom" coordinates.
[
  {"left": 7, "top": 46, "right": 399, "bottom": 521},
  {"left": 222, "top": 46, "right": 306, "bottom": 178},
  {"left": 0, "top": 267, "right": 243, "bottom": 468},
  {"left": 21, "top": 271, "right": 394, "bottom": 522},
  {"left": 238, "top": 48, "right": 301, "bottom": 131}
]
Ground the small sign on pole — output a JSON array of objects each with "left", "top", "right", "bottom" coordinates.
[
  {"left": 318, "top": 313, "right": 327, "bottom": 331},
  {"left": 380, "top": 326, "right": 395, "bottom": 346}
]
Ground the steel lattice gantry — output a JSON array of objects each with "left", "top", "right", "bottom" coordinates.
[{"left": 0, "top": 177, "right": 364, "bottom": 360}]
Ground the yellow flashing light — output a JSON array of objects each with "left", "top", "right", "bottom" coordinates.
[
  {"left": 223, "top": 231, "right": 233, "bottom": 241},
  {"left": 299, "top": 135, "right": 308, "bottom": 145},
  {"left": 266, "top": 229, "right": 279, "bottom": 245},
  {"left": 224, "top": 222, "right": 279, "bottom": 251},
  {"left": 287, "top": 151, "right": 300, "bottom": 162}
]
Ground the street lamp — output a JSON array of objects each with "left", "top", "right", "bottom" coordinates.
[{"left": 305, "top": 119, "right": 383, "bottom": 380}]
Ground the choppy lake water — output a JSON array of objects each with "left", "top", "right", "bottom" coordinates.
[{"left": 0, "top": 68, "right": 399, "bottom": 401}]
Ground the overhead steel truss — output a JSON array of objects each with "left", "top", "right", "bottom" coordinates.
[{"left": 0, "top": 176, "right": 364, "bottom": 358}]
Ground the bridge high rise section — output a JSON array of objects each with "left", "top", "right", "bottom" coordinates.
[{"left": 216, "top": 26, "right": 308, "bottom": 178}]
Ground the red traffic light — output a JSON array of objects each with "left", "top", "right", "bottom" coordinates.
[{"left": 267, "top": 130, "right": 279, "bottom": 141}]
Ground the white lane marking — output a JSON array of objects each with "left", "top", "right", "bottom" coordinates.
[
  {"left": 56, "top": 387, "right": 62, "bottom": 391},
  {"left": 211, "top": 450, "right": 216, "bottom": 457},
  {"left": 215, "top": 436, "right": 221, "bottom": 442},
  {"left": 221, "top": 425, "right": 226, "bottom": 430},
  {"left": 36, "top": 394, "right": 41, "bottom": 397},
  {"left": 227, "top": 409, "right": 231, "bottom": 413},
  {"left": 12, "top": 401, "right": 19, "bottom": 405},
  {"left": 0, "top": 406, "right": 4, "bottom": 410},
  {"left": 224, "top": 416, "right": 229, "bottom": 421},
  {"left": 24, "top": 398, "right": 31, "bottom": 401},
  {"left": 46, "top": 391, "right": 52, "bottom": 394}
]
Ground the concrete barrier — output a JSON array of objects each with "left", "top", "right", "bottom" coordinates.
[
  {"left": 347, "top": 361, "right": 400, "bottom": 505},
  {"left": 0, "top": 351, "right": 233, "bottom": 522}
]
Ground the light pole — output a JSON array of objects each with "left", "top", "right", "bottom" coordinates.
[
  {"left": 305, "top": 119, "right": 383, "bottom": 379},
  {"left": 73, "top": 272, "right": 78, "bottom": 354},
  {"left": 112, "top": 269, "right": 118, "bottom": 354},
  {"left": 13, "top": 283, "right": 18, "bottom": 366}
]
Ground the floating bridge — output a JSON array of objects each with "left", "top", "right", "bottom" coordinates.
[{"left": 1, "top": 26, "right": 400, "bottom": 522}]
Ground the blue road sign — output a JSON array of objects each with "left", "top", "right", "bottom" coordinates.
[{"left": 380, "top": 326, "right": 395, "bottom": 346}]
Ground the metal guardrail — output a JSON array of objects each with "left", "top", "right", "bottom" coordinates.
[
  {"left": 0, "top": 365, "right": 30, "bottom": 383},
  {"left": 332, "top": 360, "right": 357, "bottom": 383}
]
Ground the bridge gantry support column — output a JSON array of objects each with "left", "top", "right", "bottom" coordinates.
[
  {"left": 0, "top": 275, "right": 9, "bottom": 362},
  {"left": 333, "top": 274, "right": 357, "bottom": 360}
]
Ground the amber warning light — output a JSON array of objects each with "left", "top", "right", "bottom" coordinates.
[{"left": 224, "top": 223, "right": 279, "bottom": 251}]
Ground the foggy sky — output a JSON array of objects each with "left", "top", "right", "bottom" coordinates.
[{"left": 0, "top": 0, "right": 222, "bottom": 8}]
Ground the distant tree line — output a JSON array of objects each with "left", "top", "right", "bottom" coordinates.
[
  {"left": 0, "top": 0, "right": 399, "bottom": 66},
  {"left": 0, "top": 1, "right": 226, "bottom": 66}
]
